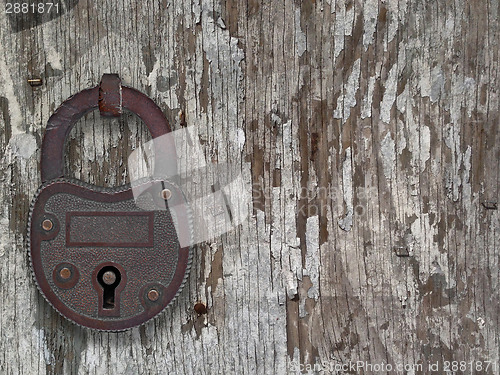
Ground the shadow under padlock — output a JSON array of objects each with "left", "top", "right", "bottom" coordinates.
[{"left": 28, "top": 74, "right": 193, "bottom": 331}]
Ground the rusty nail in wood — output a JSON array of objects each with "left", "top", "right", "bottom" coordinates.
[
  {"left": 161, "top": 189, "right": 172, "bottom": 200},
  {"left": 147, "top": 289, "right": 160, "bottom": 302},
  {"left": 102, "top": 271, "right": 117, "bottom": 285},
  {"left": 194, "top": 302, "right": 207, "bottom": 315},
  {"left": 28, "top": 78, "right": 43, "bottom": 87},
  {"left": 59, "top": 267, "right": 71, "bottom": 280},
  {"left": 42, "top": 219, "right": 53, "bottom": 231},
  {"left": 394, "top": 247, "right": 410, "bottom": 257},
  {"left": 481, "top": 201, "right": 498, "bottom": 210}
]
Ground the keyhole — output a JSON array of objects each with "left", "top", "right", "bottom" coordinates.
[{"left": 97, "top": 266, "right": 121, "bottom": 309}]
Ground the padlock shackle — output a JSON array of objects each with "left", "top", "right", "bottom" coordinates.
[{"left": 40, "top": 76, "right": 176, "bottom": 183}]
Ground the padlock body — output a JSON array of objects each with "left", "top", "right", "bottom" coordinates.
[{"left": 28, "top": 179, "right": 191, "bottom": 331}]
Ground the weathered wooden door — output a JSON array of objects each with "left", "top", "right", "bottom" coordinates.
[{"left": 1, "top": 0, "right": 499, "bottom": 374}]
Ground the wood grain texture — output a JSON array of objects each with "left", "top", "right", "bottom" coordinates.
[{"left": 0, "top": 0, "right": 499, "bottom": 374}]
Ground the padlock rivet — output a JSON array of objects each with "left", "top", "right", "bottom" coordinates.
[
  {"left": 59, "top": 267, "right": 71, "bottom": 280},
  {"left": 161, "top": 189, "right": 172, "bottom": 200},
  {"left": 42, "top": 219, "right": 53, "bottom": 231},
  {"left": 102, "top": 271, "right": 117, "bottom": 285},
  {"left": 147, "top": 289, "right": 160, "bottom": 302}
]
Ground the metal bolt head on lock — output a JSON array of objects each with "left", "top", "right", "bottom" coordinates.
[{"left": 27, "top": 74, "right": 193, "bottom": 331}]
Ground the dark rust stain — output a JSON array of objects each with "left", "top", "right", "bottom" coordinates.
[
  {"left": 272, "top": 169, "right": 281, "bottom": 188},
  {"left": 194, "top": 302, "right": 208, "bottom": 315},
  {"left": 378, "top": 5, "right": 387, "bottom": 24},
  {"left": 99, "top": 74, "right": 122, "bottom": 117}
]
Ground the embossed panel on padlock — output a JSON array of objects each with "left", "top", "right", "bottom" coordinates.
[{"left": 28, "top": 74, "right": 192, "bottom": 331}]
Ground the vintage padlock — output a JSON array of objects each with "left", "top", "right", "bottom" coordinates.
[{"left": 28, "top": 74, "right": 192, "bottom": 331}]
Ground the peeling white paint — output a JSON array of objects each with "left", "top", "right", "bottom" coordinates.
[
  {"left": 334, "top": 59, "right": 361, "bottom": 124},
  {"left": 217, "top": 17, "right": 227, "bottom": 30},
  {"left": 396, "top": 119, "right": 407, "bottom": 155},
  {"left": 9, "top": 133, "right": 37, "bottom": 159},
  {"left": 304, "top": 215, "right": 320, "bottom": 300},
  {"left": 462, "top": 145, "right": 473, "bottom": 228},
  {"left": 363, "top": 0, "right": 379, "bottom": 50},
  {"left": 200, "top": 5, "right": 244, "bottom": 158},
  {"left": 386, "top": 0, "right": 408, "bottom": 49},
  {"left": 396, "top": 283, "right": 409, "bottom": 308},
  {"left": 272, "top": 117, "right": 302, "bottom": 300},
  {"left": 282, "top": 245, "right": 302, "bottom": 299},
  {"left": 430, "top": 66, "right": 445, "bottom": 103},
  {"left": 202, "top": 15, "right": 244, "bottom": 69},
  {"left": 344, "top": 1, "right": 355, "bottom": 37},
  {"left": 33, "top": 328, "right": 55, "bottom": 366},
  {"left": 192, "top": 0, "right": 201, "bottom": 23},
  {"left": 396, "top": 84, "right": 409, "bottom": 114},
  {"left": 449, "top": 74, "right": 476, "bottom": 125},
  {"left": 295, "top": 8, "right": 307, "bottom": 57},
  {"left": 333, "top": 1, "right": 350, "bottom": 59},
  {"left": 41, "top": 24, "right": 63, "bottom": 71},
  {"left": 299, "top": 297, "right": 307, "bottom": 318},
  {"left": 477, "top": 317, "right": 486, "bottom": 329},
  {"left": 380, "top": 62, "right": 398, "bottom": 124},
  {"left": 234, "top": 127, "right": 246, "bottom": 151},
  {"left": 0, "top": 215, "right": 8, "bottom": 259},
  {"left": 380, "top": 131, "right": 395, "bottom": 180},
  {"left": 361, "top": 76, "right": 376, "bottom": 119}
]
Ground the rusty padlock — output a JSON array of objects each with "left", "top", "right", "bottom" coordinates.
[{"left": 28, "top": 74, "right": 192, "bottom": 331}]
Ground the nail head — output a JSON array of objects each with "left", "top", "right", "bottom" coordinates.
[
  {"left": 42, "top": 219, "right": 53, "bottom": 231},
  {"left": 147, "top": 289, "right": 160, "bottom": 302}
]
